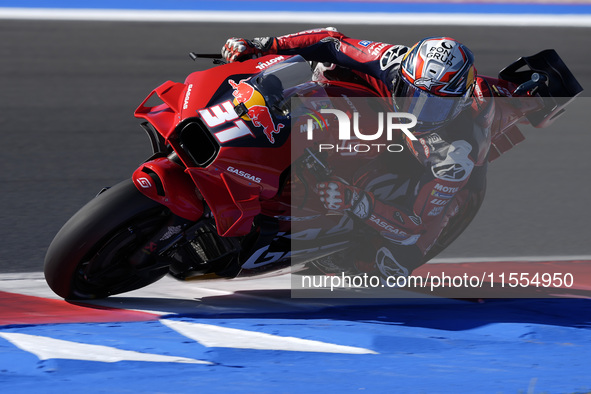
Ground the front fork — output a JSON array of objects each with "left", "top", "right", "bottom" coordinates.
[
  {"left": 128, "top": 211, "right": 242, "bottom": 280},
  {"left": 131, "top": 154, "right": 245, "bottom": 278},
  {"left": 127, "top": 213, "right": 194, "bottom": 271},
  {"left": 130, "top": 149, "right": 207, "bottom": 275}
]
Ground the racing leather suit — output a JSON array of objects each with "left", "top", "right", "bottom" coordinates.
[{"left": 252, "top": 28, "right": 494, "bottom": 278}]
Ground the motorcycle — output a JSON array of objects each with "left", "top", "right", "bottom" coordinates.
[{"left": 44, "top": 49, "right": 582, "bottom": 299}]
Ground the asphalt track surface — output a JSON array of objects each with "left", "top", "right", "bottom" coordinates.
[
  {"left": 1, "top": 20, "right": 590, "bottom": 273},
  {"left": 1, "top": 19, "right": 591, "bottom": 393}
]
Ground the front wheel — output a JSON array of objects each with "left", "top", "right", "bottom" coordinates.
[{"left": 44, "top": 179, "right": 172, "bottom": 299}]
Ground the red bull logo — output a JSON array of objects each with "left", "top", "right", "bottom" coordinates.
[
  {"left": 228, "top": 79, "right": 255, "bottom": 103},
  {"left": 248, "top": 105, "right": 285, "bottom": 144},
  {"left": 227, "top": 78, "right": 285, "bottom": 144}
]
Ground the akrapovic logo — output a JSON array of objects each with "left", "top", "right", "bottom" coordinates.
[{"left": 306, "top": 109, "right": 417, "bottom": 153}]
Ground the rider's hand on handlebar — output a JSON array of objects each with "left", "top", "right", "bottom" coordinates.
[
  {"left": 222, "top": 38, "right": 265, "bottom": 62},
  {"left": 316, "top": 180, "right": 360, "bottom": 212},
  {"left": 316, "top": 179, "right": 374, "bottom": 219}
]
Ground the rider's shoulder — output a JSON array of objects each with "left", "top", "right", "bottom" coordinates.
[{"left": 470, "top": 76, "right": 496, "bottom": 126}]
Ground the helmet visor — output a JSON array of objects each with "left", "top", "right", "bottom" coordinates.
[{"left": 393, "top": 77, "right": 467, "bottom": 129}]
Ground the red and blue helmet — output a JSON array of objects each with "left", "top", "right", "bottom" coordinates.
[{"left": 393, "top": 37, "right": 476, "bottom": 131}]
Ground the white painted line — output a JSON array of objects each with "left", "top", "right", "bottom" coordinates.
[
  {"left": 1, "top": 8, "right": 591, "bottom": 27},
  {"left": 0, "top": 272, "right": 45, "bottom": 281},
  {"left": 161, "top": 319, "right": 378, "bottom": 354},
  {"left": 430, "top": 255, "right": 591, "bottom": 264},
  {"left": 0, "top": 332, "right": 212, "bottom": 364}
]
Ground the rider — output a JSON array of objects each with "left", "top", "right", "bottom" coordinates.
[{"left": 221, "top": 28, "right": 493, "bottom": 281}]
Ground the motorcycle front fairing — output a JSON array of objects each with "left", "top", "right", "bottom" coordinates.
[{"left": 133, "top": 55, "right": 319, "bottom": 237}]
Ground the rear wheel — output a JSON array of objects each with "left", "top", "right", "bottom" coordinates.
[{"left": 44, "top": 180, "right": 172, "bottom": 299}]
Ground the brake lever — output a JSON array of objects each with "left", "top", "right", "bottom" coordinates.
[
  {"left": 513, "top": 72, "right": 548, "bottom": 96},
  {"left": 189, "top": 52, "right": 227, "bottom": 65}
]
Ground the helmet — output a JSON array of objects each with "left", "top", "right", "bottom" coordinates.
[{"left": 393, "top": 37, "right": 476, "bottom": 131}]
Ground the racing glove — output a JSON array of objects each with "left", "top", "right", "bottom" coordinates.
[
  {"left": 316, "top": 180, "right": 373, "bottom": 219},
  {"left": 221, "top": 37, "right": 277, "bottom": 62}
]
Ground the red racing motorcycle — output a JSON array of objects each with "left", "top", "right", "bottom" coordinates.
[{"left": 44, "top": 51, "right": 582, "bottom": 299}]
